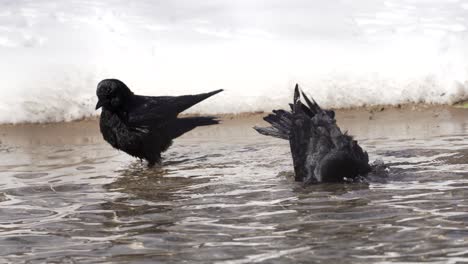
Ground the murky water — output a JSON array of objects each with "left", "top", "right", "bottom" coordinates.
[{"left": 0, "top": 109, "right": 468, "bottom": 263}]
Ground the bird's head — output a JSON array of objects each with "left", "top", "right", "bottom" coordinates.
[{"left": 95, "top": 79, "right": 134, "bottom": 111}]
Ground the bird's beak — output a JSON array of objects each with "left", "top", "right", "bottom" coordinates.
[{"left": 95, "top": 99, "right": 107, "bottom": 110}]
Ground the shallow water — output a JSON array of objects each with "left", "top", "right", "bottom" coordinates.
[{"left": 0, "top": 110, "right": 468, "bottom": 263}]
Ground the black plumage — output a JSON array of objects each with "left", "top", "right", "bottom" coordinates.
[
  {"left": 254, "top": 84, "right": 371, "bottom": 183},
  {"left": 96, "top": 79, "right": 223, "bottom": 166}
]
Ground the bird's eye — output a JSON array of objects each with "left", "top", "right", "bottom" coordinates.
[
  {"left": 107, "top": 91, "right": 115, "bottom": 99},
  {"left": 108, "top": 89, "right": 116, "bottom": 98}
]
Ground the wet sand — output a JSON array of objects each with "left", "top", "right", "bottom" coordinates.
[
  {"left": 0, "top": 105, "right": 468, "bottom": 263},
  {"left": 1, "top": 104, "right": 467, "bottom": 146}
]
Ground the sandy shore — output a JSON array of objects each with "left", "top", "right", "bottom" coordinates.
[{"left": 0, "top": 104, "right": 467, "bottom": 147}]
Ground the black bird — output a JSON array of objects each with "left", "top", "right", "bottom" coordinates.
[
  {"left": 96, "top": 79, "right": 223, "bottom": 166},
  {"left": 254, "top": 84, "right": 371, "bottom": 183}
]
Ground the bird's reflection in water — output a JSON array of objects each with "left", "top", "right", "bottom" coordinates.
[
  {"left": 107, "top": 161, "right": 211, "bottom": 199},
  {"left": 100, "top": 157, "right": 216, "bottom": 239}
]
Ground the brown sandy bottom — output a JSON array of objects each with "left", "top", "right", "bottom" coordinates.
[{"left": 0, "top": 105, "right": 467, "bottom": 263}]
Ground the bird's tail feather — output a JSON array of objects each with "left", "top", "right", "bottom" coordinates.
[
  {"left": 168, "top": 116, "right": 220, "bottom": 139},
  {"left": 193, "top": 89, "right": 224, "bottom": 105},
  {"left": 176, "top": 89, "right": 223, "bottom": 114}
]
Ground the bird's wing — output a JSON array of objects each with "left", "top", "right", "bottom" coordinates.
[
  {"left": 126, "top": 89, "right": 223, "bottom": 127},
  {"left": 289, "top": 85, "right": 336, "bottom": 182},
  {"left": 290, "top": 86, "right": 369, "bottom": 182},
  {"left": 254, "top": 84, "right": 369, "bottom": 182},
  {"left": 254, "top": 109, "right": 292, "bottom": 140}
]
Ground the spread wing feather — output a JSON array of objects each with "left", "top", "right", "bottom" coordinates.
[{"left": 254, "top": 84, "right": 370, "bottom": 183}]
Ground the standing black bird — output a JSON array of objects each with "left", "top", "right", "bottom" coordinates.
[
  {"left": 95, "top": 79, "right": 223, "bottom": 166},
  {"left": 254, "top": 84, "right": 371, "bottom": 183}
]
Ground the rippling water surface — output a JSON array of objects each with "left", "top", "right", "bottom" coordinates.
[{"left": 0, "top": 110, "right": 467, "bottom": 263}]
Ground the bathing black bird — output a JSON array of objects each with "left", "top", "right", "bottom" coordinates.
[
  {"left": 254, "top": 84, "right": 371, "bottom": 183},
  {"left": 95, "top": 79, "right": 223, "bottom": 166}
]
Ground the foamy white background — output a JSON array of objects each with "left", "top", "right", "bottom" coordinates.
[{"left": 1, "top": 0, "right": 468, "bottom": 123}]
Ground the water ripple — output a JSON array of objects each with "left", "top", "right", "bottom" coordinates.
[{"left": 0, "top": 127, "right": 467, "bottom": 263}]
